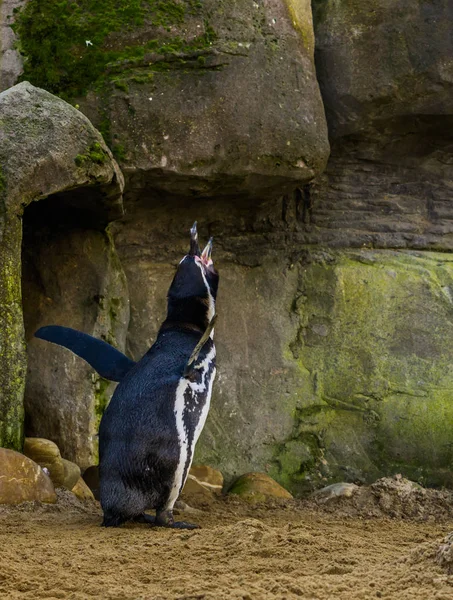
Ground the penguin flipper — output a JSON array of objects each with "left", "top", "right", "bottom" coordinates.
[{"left": 34, "top": 325, "right": 136, "bottom": 382}]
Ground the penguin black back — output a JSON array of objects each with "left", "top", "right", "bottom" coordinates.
[{"left": 99, "top": 223, "right": 218, "bottom": 529}]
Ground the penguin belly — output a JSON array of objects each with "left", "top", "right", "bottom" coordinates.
[{"left": 166, "top": 344, "right": 216, "bottom": 510}]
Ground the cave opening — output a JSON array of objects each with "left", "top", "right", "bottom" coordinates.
[{"left": 20, "top": 186, "right": 127, "bottom": 467}]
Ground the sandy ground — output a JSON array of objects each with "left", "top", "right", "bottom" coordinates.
[{"left": 0, "top": 488, "right": 452, "bottom": 600}]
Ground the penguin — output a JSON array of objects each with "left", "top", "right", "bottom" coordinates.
[{"left": 35, "top": 222, "right": 218, "bottom": 529}]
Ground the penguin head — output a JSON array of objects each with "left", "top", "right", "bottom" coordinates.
[{"left": 166, "top": 223, "right": 218, "bottom": 329}]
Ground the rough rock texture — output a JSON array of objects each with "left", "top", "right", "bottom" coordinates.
[
  {"left": 180, "top": 477, "right": 216, "bottom": 508},
  {"left": 0, "top": 82, "right": 124, "bottom": 217},
  {"left": 0, "top": 81, "right": 125, "bottom": 452},
  {"left": 23, "top": 437, "right": 65, "bottom": 487},
  {"left": 228, "top": 472, "right": 293, "bottom": 503},
  {"left": 312, "top": 0, "right": 453, "bottom": 139},
  {"left": 61, "top": 459, "right": 82, "bottom": 491},
  {"left": 189, "top": 465, "right": 224, "bottom": 494},
  {"left": 112, "top": 199, "right": 453, "bottom": 494},
  {"left": 71, "top": 477, "right": 95, "bottom": 501},
  {"left": 12, "top": 0, "right": 329, "bottom": 197},
  {"left": 0, "top": 447, "right": 56, "bottom": 504},
  {"left": 282, "top": 248, "right": 453, "bottom": 493},
  {"left": 0, "top": 0, "right": 25, "bottom": 93},
  {"left": 23, "top": 219, "right": 129, "bottom": 468},
  {"left": 309, "top": 0, "right": 453, "bottom": 250},
  {"left": 2, "top": 2, "right": 453, "bottom": 497}
]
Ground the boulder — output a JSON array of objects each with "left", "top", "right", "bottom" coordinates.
[
  {"left": 228, "top": 473, "right": 293, "bottom": 504},
  {"left": 181, "top": 477, "right": 215, "bottom": 508},
  {"left": 0, "top": 81, "right": 124, "bottom": 451},
  {"left": 189, "top": 465, "right": 224, "bottom": 495},
  {"left": 0, "top": 448, "right": 56, "bottom": 504},
  {"left": 23, "top": 438, "right": 65, "bottom": 487},
  {"left": 13, "top": 0, "right": 329, "bottom": 197},
  {"left": 61, "top": 459, "right": 81, "bottom": 491},
  {"left": 312, "top": 483, "right": 359, "bottom": 502},
  {"left": 72, "top": 477, "right": 95, "bottom": 502}
]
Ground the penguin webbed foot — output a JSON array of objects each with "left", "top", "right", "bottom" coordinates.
[
  {"left": 133, "top": 514, "right": 156, "bottom": 525},
  {"left": 155, "top": 509, "right": 200, "bottom": 530},
  {"left": 170, "top": 520, "right": 200, "bottom": 530}
]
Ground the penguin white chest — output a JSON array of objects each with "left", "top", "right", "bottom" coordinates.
[{"left": 167, "top": 345, "right": 216, "bottom": 509}]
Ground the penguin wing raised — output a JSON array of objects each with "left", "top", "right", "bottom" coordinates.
[{"left": 34, "top": 325, "right": 136, "bottom": 382}]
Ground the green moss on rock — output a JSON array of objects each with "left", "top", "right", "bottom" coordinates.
[
  {"left": 275, "top": 249, "right": 453, "bottom": 493},
  {"left": 75, "top": 142, "right": 108, "bottom": 166},
  {"left": 13, "top": 0, "right": 212, "bottom": 98},
  {"left": 0, "top": 215, "right": 26, "bottom": 451}
]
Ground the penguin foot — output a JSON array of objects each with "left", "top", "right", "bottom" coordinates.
[
  {"left": 169, "top": 521, "right": 200, "bottom": 530},
  {"left": 155, "top": 509, "right": 200, "bottom": 530},
  {"left": 134, "top": 514, "right": 156, "bottom": 525}
]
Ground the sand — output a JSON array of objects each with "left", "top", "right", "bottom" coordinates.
[{"left": 0, "top": 488, "right": 452, "bottom": 600}]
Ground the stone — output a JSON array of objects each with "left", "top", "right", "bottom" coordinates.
[
  {"left": 0, "top": 82, "right": 124, "bottom": 219},
  {"left": 0, "top": 448, "right": 56, "bottom": 504},
  {"left": 104, "top": 200, "right": 453, "bottom": 497},
  {"left": 23, "top": 438, "right": 65, "bottom": 487},
  {"left": 71, "top": 477, "right": 95, "bottom": 502},
  {"left": 312, "top": 0, "right": 453, "bottom": 139},
  {"left": 23, "top": 223, "right": 129, "bottom": 468},
  {"left": 0, "top": 0, "right": 25, "bottom": 93},
  {"left": 279, "top": 249, "right": 453, "bottom": 493},
  {"left": 312, "top": 483, "right": 359, "bottom": 502},
  {"left": 189, "top": 465, "right": 224, "bottom": 495},
  {"left": 228, "top": 473, "right": 293, "bottom": 504},
  {"left": 0, "top": 81, "right": 124, "bottom": 451},
  {"left": 12, "top": 0, "right": 329, "bottom": 197},
  {"left": 82, "top": 466, "right": 100, "bottom": 500},
  {"left": 309, "top": 0, "right": 453, "bottom": 251},
  {"left": 61, "top": 459, "right": 81, "bottom": 491},
  {"left": 181, "top": 477, "right": 215, "bottom": 508}
]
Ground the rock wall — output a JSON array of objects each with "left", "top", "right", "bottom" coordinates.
[
  {"left": 111, "top": 196, "right": 453, "bottom": 492},
  {"left": 23, "top": 201, "right": 129, "bottom": 467},
  {"left": 0, "top": 82, "right": 124, "bottom": 452},
  {"left": 1, "top": 1, "right": 452, "bottom": 491},
  {"left": 10, "top": 0, "right": 330, "bottom": 196}
]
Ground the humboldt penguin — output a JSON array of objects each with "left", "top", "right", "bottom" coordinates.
[{"left": 35, "top": 223, "right": 218, "bottom": 529}]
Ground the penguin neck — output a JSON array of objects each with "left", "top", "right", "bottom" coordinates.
[{"left": 163, "top": 296, "right": 214, "bottom": 334}]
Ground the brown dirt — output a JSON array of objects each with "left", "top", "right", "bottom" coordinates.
[{"left": 1, "top": 485, "right": 453, "bottom": 600}]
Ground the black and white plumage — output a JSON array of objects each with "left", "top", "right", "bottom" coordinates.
[{"left": 35, "top": 223, "right": 219, "bottom": 529}]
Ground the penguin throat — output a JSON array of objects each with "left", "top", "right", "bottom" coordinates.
[{"left": 164, "top": 296, "right": 213, "bottom": 332}]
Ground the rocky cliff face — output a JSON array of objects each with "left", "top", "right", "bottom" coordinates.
[
  {"left": 0, "top": 82, "right": 124, "bottom": 455},
  {"left": 0, "top": 1, "right": 452, "bottom": 490}
]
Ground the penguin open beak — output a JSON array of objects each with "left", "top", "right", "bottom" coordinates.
[
  {"left": 189, "top": 222, "right": 201, "bottom": 257},
  {"left": 201, "top": 238, "right": 213, "bottom": 266}
]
